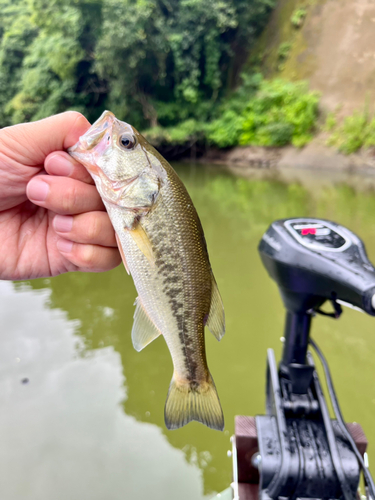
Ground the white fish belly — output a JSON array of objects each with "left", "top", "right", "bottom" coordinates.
[{"left": 119, "top": 229, "right": 197, "bottom": 378}]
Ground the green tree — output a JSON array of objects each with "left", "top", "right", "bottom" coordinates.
[
  {"left": 0, "top": 0, "right": 275, "bottom": 130},
  {"left": 94, "top": 0, "right": 275, "bottom": 128},
  {"left": 1, "top": 0, "right": 106, "bottom": 125},
  {"left": 0, "top": 0, "right": 37, "bottom": 126}
]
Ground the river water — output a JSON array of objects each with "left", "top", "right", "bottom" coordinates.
[{"left": 1, "top": 163, "right": 375, "bottom": 499}]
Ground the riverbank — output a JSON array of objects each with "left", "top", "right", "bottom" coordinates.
[{"left": 201, "top": 137, "right": 375, "bottom": 176}]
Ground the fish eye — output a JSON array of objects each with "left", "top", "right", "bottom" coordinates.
[{"left": 119, "top": 134, "right": 136, "bottom": 150}]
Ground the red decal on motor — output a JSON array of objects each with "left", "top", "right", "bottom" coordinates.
[{"left": 301, "top": 228, "right": 317, "bottom": 235}]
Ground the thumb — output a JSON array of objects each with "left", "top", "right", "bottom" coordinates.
[{"left": 0, "top": 112, "right": 91, "bottom": 167}]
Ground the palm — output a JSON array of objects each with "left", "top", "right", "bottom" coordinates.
[
  {"left": 0, "top": 156, "right": 77, "bottom": 279},
  {"left": 0, "top": 202, "right": 76, "bottom": 280},
  {"left": 0, "top": 112, "right": 121, "bottom": 281}
]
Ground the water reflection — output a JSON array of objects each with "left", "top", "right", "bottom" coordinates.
[
  {"left": 0, "top": 281, "right": 208, "bottom": 500},
  {"left": 3, "top": 164, "right": 375, "bottom": 497}
]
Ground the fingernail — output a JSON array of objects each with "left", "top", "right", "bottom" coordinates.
[
  {"left": 54, "top": 215, "right": 73, "bottom": 233},
  {"left": 46, "top": 154, "right": 73, "bottom": 176},
  {"left": 27, "top": 179, "right": 49, "bottom": 202},
  {"left": 57, "top": 239, "right": 74, "bottom": 253}
]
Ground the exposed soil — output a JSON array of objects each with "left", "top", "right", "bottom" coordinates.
[
  {"left": 255, "top": 0, "right": 375, "bottom": 117},
  {"left": 178, "top": 0, "right": 375, "bottom": 177},
  {"left": 201, "top": 139, "right": 375, "bottom": 177}
]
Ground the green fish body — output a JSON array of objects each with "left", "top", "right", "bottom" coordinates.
[{"left": 69, "top": 111, "right": 225, "bottom": 430}]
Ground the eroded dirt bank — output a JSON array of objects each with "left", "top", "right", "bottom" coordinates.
[
  {"left": 256, "top": 0, "right": 375, "bottom": 117},
  {"left": 201, "top": 140, "right": 375, "bottom": 177}
]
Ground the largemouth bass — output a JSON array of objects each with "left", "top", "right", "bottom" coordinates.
[{"left": 69, "top": 111, "right": 225, "bottom": 431}]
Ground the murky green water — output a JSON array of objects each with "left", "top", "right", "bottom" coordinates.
[{"left": 1, "top": 163, "right": 375, "bottom": 499}]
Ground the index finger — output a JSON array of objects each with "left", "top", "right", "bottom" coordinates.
[
  {"left": 0, "top": 111, "right": 90, "bottom": 167},
  {"left": 44, "top": 151, "right": 94, "bottom": 185}
]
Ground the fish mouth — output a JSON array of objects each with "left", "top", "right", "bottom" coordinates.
[
  {"left": 68, "top": 110, "right": 116, "bottom": 169},
  {"left": 68, "top": 110, "right": 145, "bottom": 209},
  {"left": 68, "top": 110, "right": 136, "bottom": 176},
  {"left": 71, "top": 110, "right": 115, "bottom": 150}
]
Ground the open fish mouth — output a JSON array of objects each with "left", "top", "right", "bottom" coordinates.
[
  {"left": 68, "top": 110, "right": 145, "bottom": 208},
  {"left": 71, "top": 110, "right": 116, "bottom": 151},
  {"left": 68, "top": 111, "right": 117, "bottom": 167}
]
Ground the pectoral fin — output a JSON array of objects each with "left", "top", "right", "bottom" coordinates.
[
  {"left": 206, "top": 277, "right": 225, "bottom": 341},
  {"left": 132, "top": 297, "right": 161, "bottom": 352},
  {"left": 129, "top": 224, "right": 155, "bottom": 266},
  {"left": 115, "top": 234, "right": 130, "bottom": 275}
]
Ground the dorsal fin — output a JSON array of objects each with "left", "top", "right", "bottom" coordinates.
[
  {"left": 206, "top": 277, "right": 225, "bottom": 341},
  {"left": 131, "top": 298, "right": 161, "bottom": 352}
]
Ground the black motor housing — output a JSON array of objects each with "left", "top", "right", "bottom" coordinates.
[
  {"left": 259, "top": 218, "right": 375, "bottom": 315},
  {"left": 254, "top": 218, "right": 374, "bottom": 500}
]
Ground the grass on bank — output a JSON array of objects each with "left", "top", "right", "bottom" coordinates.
[
  {"left": 144, "top": 76, "right": 375, "bottom": 156},
  {"left": 144, "top": 76, "right": 320, "bottom": 151},
  {"left": 327, "top": 108, "right": 375, "bottom": 154}
]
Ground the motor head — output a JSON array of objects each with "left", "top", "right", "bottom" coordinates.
[{"left": 259, "top": 218, "right": 375, "bottom": 315}]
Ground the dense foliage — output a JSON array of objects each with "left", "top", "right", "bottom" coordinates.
[
  {"left": 144, "top": 76, "right": 320, "bottom": 149},
  {"left": 209, "top": 77, "right": 319, "bottom": 147},
  {"left": 0, "top": 0, "right": 275, "bottom": 130}
]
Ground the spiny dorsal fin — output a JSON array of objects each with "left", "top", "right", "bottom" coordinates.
[
  {"left": 115, "top": 233, "right": 130, "bottom": 275},
  {"left": 129, "top": 224, "right": 155, "bottom": 266},
  {"left": 206, "top": 276, "right": 225, "bottom": 341},
  {"left": 132, "top": 297, "right": 161, "bottom": 352}
]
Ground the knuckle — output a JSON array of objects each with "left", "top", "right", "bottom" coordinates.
[
  {"left": 80, "top": 244, "right": 96, "bottom": 267},
  {"left": 85, "top": 216, "right": 100, "bottom": 242},
  {"left": 0, "top": 127, "right": 21, "bottom": 156},
  {"left": 62, "top": 184, "right": 79, "bottom": 213},
  {"left": 63, "top": 110, "right": 85, "bottom": 122}
]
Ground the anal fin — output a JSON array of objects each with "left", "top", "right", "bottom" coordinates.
[
  {"left": 206, "top": 276, "right": 225, "bottom": 341},
  {"left": 132, "top": 297, "right": 161, "bottom": 352}
]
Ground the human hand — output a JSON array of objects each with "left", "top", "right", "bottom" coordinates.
[{"left": 0, "top": 112, "right": 121, "bottom": 280}]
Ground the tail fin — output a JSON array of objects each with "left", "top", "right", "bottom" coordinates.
[{"left": 164, "top": 374, "right": 224, "bottom": 431}]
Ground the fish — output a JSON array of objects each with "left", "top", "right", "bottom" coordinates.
[{"left": 68, "top": 110, "right": 225, "bottom": 431}]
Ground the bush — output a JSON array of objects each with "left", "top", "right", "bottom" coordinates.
[
  {"left": 277, "top": 42, "right": 292, "bottom": 61},
  {"left": 143, "top": 119, "right": 207, "bottom": 148},
  {"left": 206, "top": 110, "right": 246, "bottom": 148},
  {"left": 145, "top": 76, "right": 320, "bottom": 150},
  {"left": 323, "top": 112, "right": 337, "bottom": 132},
  {"left": 327, "top": 109, "right": 375, "bottom": 154},
  {"left": 364, "top": 118, "right": 375, "bottom": 148},
  {"left": 235, "top": 78, "right": 319, "bottom": 147},
  {"left": 291, "top": 8, "right": 307, "bottom": 28},
  {"left": 257, "top": 122, "right": 295, "bottom": 146}
]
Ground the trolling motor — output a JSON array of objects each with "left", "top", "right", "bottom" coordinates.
[{"left": 232, "top": 218, "right": 375, "bottom": 500}]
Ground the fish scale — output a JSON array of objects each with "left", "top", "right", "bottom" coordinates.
[
  {"left": 69, "top": 110, "right": 225, "bottom": 430},
  {"left": 124, "top": 167, "right": 210, "bottom": 381}
]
